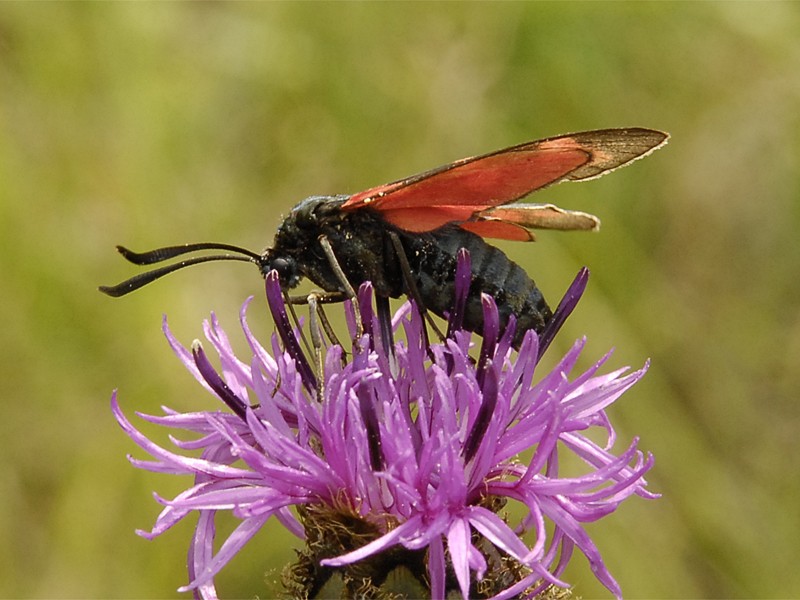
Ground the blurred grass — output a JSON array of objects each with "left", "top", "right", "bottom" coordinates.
[{"left": 1, "top": 2, "right": 799, "bottom": 598}]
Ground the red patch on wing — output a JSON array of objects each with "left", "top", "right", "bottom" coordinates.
[
  {"left": 343, "top": 146, "right": 589, "bottom": 231},
  {"left": 374, "top": 207, "right": 476, "bottom": 233}
]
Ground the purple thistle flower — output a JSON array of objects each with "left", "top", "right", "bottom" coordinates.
[{"left": 112, "top": 252, "right": 656, "bottom": 599}]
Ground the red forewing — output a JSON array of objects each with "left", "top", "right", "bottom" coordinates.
[{"left": 342, "top": 127, "right": 668, "bottom": 236}]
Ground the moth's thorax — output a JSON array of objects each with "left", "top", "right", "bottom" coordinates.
[
  {"left": 260, "top": 195, "right": 356, "bottom": 290},
  {"left": 275, "top": 195, "right": 348, "bottom": 243}
]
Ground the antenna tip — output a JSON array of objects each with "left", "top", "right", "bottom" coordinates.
[{"left": 98, "top": 285, "right": 120, "bottom": 297}]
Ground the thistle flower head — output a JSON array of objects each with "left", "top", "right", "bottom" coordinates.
[{"left": 113, "top": 252, "right": 656, "bottom": 599}]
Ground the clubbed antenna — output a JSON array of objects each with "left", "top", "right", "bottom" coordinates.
[{"left": 98, "top": 242, "right": 264, "bottom": 297}]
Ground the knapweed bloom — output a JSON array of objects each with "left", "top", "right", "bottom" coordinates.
[{"left": 112, "top": 251, "right": 656, "bottom": 599}]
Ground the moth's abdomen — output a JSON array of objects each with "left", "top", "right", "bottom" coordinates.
[{"left": 401, "top": 225, "right": 552, "bottom": 347}]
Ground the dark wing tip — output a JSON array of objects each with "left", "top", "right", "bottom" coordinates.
[{"left": 564, "top": 127, "right": 669, "bottom": 181}]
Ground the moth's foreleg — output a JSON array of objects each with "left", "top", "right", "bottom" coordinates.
[
  {"left": 387, "top": 231, "right": 445, "bottom": 347},
  {"left": 318, "top": 235, "right": 363, "bottom": 341}
]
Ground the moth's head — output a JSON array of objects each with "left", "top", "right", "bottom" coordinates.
[
  {"left": 258, "top": 250, "right": 300, "bottom": 289},
  {"left": 263, "top": 195, "right": 349, "bottom": 289}
]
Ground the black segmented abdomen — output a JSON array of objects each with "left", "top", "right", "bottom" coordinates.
[{"left": 396, "top": 224, "right": 552, "bottom": 347}]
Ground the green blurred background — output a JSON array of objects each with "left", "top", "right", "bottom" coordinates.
[{"left": 2, "top": 3, "right": 799, "bottom": 598}]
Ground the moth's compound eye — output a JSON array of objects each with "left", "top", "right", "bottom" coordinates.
[{"left": 268, "top": 257, "right": 300, "bottom": 288}]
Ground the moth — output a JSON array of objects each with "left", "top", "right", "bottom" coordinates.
[{"left": 101, "top": 127, "right": 668, "bottom": 347}]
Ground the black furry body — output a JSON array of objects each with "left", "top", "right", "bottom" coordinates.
[{"left": 264, "top": 195, "right": 552, "bottom": 347}]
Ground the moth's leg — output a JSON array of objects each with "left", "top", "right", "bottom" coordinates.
[
  {"left": 318, "top": 235, "right": 363, "bottom": 340},
  {"left": 306, "top": 293, "right": 326, "bottom": 399},
  {"left": 285, "top": 291, "right": 348, "bottom": 305},
  {"left": 387, "top": 231, "right": 445, "bottom": 345},
  {"left": 375, "top": 293, "right": 397, "bottom": 374},
  {"left": 282, "top": 290, "right": 313, "bottom": 358},
  {"left": 316, "top": 301, "right": 350, "bottom": 366},
  {"left": 284, "top": 289, "right": 348, "bottom": 365}
]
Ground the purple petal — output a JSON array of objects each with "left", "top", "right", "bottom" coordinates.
[
  {"left": 428, "top": 534, "right": 446, "bottom": 600},
  {"left": 446, "top": 248, "right": 471, "bottom": 337},
  {"left": 320, "top": 516, "right": 424, "bottom": 566},
  {"left": 538, "top": 267, "right": 589, "bottom": 359},
  {"left": 264, "top": 271, "right": 316, "bottom": 392},
  {"left": 446, "top": 518, "right": 472, "bottom": 599},
  {"left": 181, "top": 514, "right": 270, "bottom": 592},
  {"left": 187, "top": 510, "right": 217, "bottom": 600},
  {"left": 192, "top": 341, "right": 248, "bottom": 420},
  {"left": 466, "top": 506, "right": 532, "bottom": 564}
]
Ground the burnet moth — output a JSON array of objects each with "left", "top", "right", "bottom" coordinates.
[{"left": 100, "top": 128, "right": 668, "bottom": 348}]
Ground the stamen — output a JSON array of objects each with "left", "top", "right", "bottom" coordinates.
[
  {"left": 352, "top": 340, "right": 383, "bottom": 471},
  {"left": 538, "top": 267, "right": 589, "bottom": 360},
  {"left": 191, "top": 340, "right": 248, "bottom": 421},
  {"left": 463, "top": 359, "right": 498, "bottom": 463},
  {"left": 265, "top": 271, "right": 317, "bottom": 394},
  {"left": 374, "top": 294, "right": 397, "bottom": 374},
  {"left": 446, "top": 248, "right": 471, "bottom": 339},
  {"left": 476, "top": 293, "right": 499, "bottom": 389},
  {"left": 357, "top": 283, "right": 375, "bottom": 343}
]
